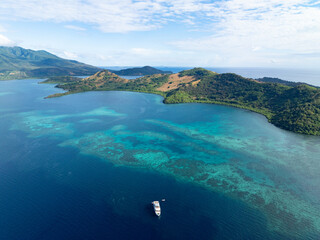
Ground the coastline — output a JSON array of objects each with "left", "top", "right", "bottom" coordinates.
[
  {"left": 41, "top": 69, "right": 320, "bottom": 137},
  {"left": 44, "top": 88, "right": 279, "bottom": 133}
]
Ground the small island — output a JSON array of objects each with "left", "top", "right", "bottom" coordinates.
[
  {"left": 42, "top": 68, "right": 320, "bottom": 136},
  {"left": 108, "top": 66, "right": 172, "bottom": 76}
]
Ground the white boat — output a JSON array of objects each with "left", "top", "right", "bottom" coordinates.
[{"left": 152, "top": 201, "right": 161, "bottom": 216}]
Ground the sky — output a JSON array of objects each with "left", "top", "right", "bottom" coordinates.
[{"left": 0, "top": 0, "right": 320, "bottom": 68}]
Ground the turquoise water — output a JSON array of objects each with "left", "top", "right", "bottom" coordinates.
[{"left": 0, "top": 79, "right": 320, "bottom": 239}]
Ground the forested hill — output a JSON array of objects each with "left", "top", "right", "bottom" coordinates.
[
  {"left": 165, "top": 69, "right": 320, "bottom": 135},
  {"left": 44, "top": 68, "right": 320, "bottom": 136},
  {"left": 109, "top": 66, "right": 172, "bottom": 76},
  {"left": 0, "top": 46, "right": 101, "bottom": 80}
]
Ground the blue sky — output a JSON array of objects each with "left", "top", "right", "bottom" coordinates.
[{"left": 0, "top": 0, "right": 320, "bottom": 68}]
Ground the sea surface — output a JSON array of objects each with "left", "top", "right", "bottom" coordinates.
[{"left": 0, "top": 77, "right": 320, "bottom": 240}]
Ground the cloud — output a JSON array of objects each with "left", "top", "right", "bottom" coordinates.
[
  {"left": 170, "top": 0, "right": 320, "bottom": 66},
  {"left": 64, "top": 25, "right": 86, "bottom": 31},
  {"left": 0, "top": 0, "right": 162, "bottom": 32},
  {"left": 0, "top": 0, "right": 220, "bottom": 33},
  {"left": 62, "top": 51, "right": 78, "bottom": 60},
  {"left": 1, "top": 0, "right": 319, "bottom": 67},
  {"left": 0, "top": 34, "right": 14, "bottom": 46},
  {"left": 0, "top": 25, "right": 14, "bottom": 46}
]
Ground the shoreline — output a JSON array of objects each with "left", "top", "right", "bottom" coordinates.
[
  {"left": 40, "top": 68, "right": 320, "bottom": 137},
  {"left": 45, "top": 88, "right": 297, "bottom": 135}
]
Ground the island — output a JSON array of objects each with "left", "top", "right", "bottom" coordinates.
[
  {"left": 0, "top": 46, "right": 101, "bottom": 80},
  {"left": 42, "top": 68, "right": 320, "bottom": 136},
  {"left": 108, "top": 66, "right": 172, "bottom": 76},
  {"left": 256, "top": 77, "right": 317, "bottom": 87}
]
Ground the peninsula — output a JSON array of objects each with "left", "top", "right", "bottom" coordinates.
[{"left": 43, "top": 68, "right": 320, "bottom": 136}]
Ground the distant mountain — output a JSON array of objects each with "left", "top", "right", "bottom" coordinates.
[
  {"left": 109, "top": 66, "right": 172, "bottom": 76},
  {"left": 0, "top": 46, "right": 101, "bottom": 80},
  {"left": 256, "top": 77, "right": 317, "bottom": 88}
]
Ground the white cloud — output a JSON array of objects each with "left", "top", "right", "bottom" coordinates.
[
  {"left": 0, "top": 0, "right": 162, "bottom": 32},
  {"left": 0, "top": 25, "right": 14, "bottom": 46},
  {"left": 62, "top": 51, "right": 78, "bottom": 60},
  {"left": 64, "top": 25, "right": 86, "bottom": 31},
  {"left": 0, "top": 34, "right": 14, "bottom": 46},
  {"left": 0, "top": 0, "right": 220, "bottom": 33},
  {"left": 170, "top": 0, "right": 320, "bottom": 67}
]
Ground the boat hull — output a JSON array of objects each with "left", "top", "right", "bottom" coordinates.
[{"left": 152, "top": 201, "right": 161, "bottom": 216}]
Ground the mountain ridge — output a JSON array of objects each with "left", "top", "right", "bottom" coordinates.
[{"left": 0, "top": 46, "right": 101, "bottom": 80}]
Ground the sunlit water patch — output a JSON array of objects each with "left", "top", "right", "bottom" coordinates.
[
  {"left": 10, "top": 111, "right": 74, "bottom": 138},
  {"left": 78, "top": 118, "right": 102, "bottom": 123},
  {"left": 9, "top": 107, "right": 127, "bottom": 138},
  {"left": 0, "top": 91, "right": 14, "bottom": 97}
]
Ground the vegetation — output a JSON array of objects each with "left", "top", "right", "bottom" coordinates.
[
  {"left": 45, "top": 68, "right": 320, "bottom": 136},
  {"left": 44, "top": 71, "right": 169, "bottom": 97},
  {"left": 165, "top": 91, "right": 194, "bottom": 103},
  {"left": 178, "top": 67, "right": 217, "bottom": 77},
  {"left": 256, "top": 77, "right": 317, "bottom": 88},
  {"left": 0, "top": 71, "right": 28, "bottom": 80},
  {"left": 0, "top": 46, "right": 101, "bottom": 80},
  {"left": 109, "top": 66, "right": 172, "bottom": 76}
]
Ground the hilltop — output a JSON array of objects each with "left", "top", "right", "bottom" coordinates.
[
  {"left": 109, "top": 66, "right": 172, "bottom": 76},
  {"left": 0, "top": 46, "right": 101, "bottom": 80},
  {"left": 43, "top": 68, "right": 320, "bottom": 136}
]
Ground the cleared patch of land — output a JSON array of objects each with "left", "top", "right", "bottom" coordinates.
[{"left": 157, "top": 73, "right": 196, "bottom": 92}]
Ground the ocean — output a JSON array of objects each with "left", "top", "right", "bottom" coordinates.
[{"left": 0, "top": 69, "right": 320, "bottom": 239}]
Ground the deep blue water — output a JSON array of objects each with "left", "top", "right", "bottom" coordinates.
[{"left": 0, "top": 79, "right": 320, "bottom": 239}]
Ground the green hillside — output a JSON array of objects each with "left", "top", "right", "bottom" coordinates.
[
  {"left": 43, "top": 68, "right": 320, "bottom": 135},
  {"left": 109, "top": 66, "right": 172, "bottom": 76},
  {"left": 0, "top": 46, "right": 101, "bottom": 80},
  {"left": 166, "top": 71, "right": 320, "bottom": 135}
]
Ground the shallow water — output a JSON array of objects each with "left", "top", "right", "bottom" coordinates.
[{"left": 0, "top": 79, "right": 320, "bottom": 239}]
